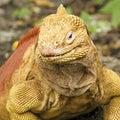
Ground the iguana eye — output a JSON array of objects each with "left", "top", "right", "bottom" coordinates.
[{"left": 66, "top": 31, "right": 75, "bottom": 44}]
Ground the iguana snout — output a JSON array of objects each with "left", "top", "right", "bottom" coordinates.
[{"left": 40, "top": 47, "right": 55, "bottom": 57}]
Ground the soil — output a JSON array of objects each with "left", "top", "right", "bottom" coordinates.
[{"left": 0, "top": 0, "right": 120, "bottom": 120}]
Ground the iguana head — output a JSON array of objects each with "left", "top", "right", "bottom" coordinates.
[{"left": 36, "top": 5, "right": 92, "bottom": 63}]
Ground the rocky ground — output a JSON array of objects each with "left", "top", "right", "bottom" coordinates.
[{"left": 0, "top": 0, "right": 120, "bottom": 120}]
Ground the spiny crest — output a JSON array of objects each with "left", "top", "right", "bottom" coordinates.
[
  {"left": 41, "top": 5, "right": 86, "bottom": 32},
  {"left": 56, "top": 4, "right": 85, "bottom": 28},
  {"left": 56, "top": 4, "right": 67, "bottom": 15}
]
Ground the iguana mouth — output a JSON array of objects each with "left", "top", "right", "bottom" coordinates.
[{"left": 39, "top": 45, "right": 89, "bottom": 63}]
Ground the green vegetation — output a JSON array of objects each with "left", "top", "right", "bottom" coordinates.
[
  {"left": 12, "top": 7, "right": 32, "bottom": 19},
  {"left": 80, "top": 11, "right": 111, "bottom": 33},
  {"left": 100, "top": 0, "right": 120, "bottom": 27},
  {"left": 92, "top": 0, "right": 104, "bottom": 4},
  {"left": 34, "top": 19, "right": 43, "bottom": 26},
  {"left": 66, "top": 6, "right": 73, "bottom": 14}
]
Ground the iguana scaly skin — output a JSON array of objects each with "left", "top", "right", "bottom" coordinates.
[{"left": 0, "top": 5, "right": 120, "bottom": 120}]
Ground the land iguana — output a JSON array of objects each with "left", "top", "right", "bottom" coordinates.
[{"left": 0, "top": 5, "right": 120, "bottom": 120}]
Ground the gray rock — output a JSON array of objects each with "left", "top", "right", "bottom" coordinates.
[
  {"left": 0, "top": 8, "right": 5, "bottom": 15},
  {"left": 51, "top": 0, "right": 74, "bottom": 7},
  {"left": 0, "top": 0, "right": 11, "bottom": 6},
  {"left": 0, "top": 31, "right": 15, "bottom": 43},
  {"left": 12, "top": 0, "right": 28, "bottom": 7},
  {"left": 101, "top": 56, "right": 120, "bottom": 75},
  {"left": 0, "top": 30, "right": 23, "bottom": 43}
]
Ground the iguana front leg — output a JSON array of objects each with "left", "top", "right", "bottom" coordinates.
[
  {"left": 6, "top": 80, "right": 48, "bottom": 120},
  {"left": 104, "top": 97, "right": 120, "bottom": 120},
  {"left": 102, "top": 69, "right": 120, "bottom": 120}
]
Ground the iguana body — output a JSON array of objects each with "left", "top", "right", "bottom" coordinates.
[{"left": 0, "top": 5, "right": 120, "bottom": 120}]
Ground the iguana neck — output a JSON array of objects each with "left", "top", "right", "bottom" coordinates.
[{"left": 35, "top": 47, "right": 100, "bottom": 97}]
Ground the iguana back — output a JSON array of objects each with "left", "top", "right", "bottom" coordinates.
[{"left": 0, "top": 26, "right": 39, "bottom": 94}]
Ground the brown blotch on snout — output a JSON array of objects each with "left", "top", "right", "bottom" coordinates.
[{"left": 41, "top": 48, "right": 55, "bottom": 57}]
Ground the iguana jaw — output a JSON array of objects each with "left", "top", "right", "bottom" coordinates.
[
  {"left": 38, "top": 45, "right": 89, "bottom": 63},
  {"left": 36, "top": 45, "right": 96, "bottom": 97}
]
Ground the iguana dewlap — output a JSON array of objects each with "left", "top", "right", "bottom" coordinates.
[{"left": 0, "top": 5, "right": 120, "bottom": 120}]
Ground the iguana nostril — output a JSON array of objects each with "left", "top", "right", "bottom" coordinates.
[{"left": 41, "top": 48, "right": 55, "bottom": 57}]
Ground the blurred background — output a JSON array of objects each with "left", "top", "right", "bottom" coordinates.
[{"left": 0, "top": 0, "right": 120, "bottom": 119}]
